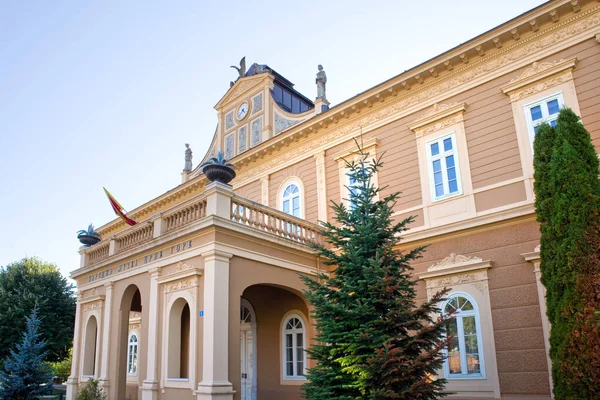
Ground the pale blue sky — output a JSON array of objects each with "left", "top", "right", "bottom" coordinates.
[{"left": 0, "top": 0, "right": 546, "bottom": 279}]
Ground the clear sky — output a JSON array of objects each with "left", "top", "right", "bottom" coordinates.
[{"left": 0, "top": 0, "right": 546, "bottom": 279}]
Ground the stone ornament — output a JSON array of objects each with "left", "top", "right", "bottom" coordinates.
[
  {"left": 275, "top": 113, "right": 303, "bottom": 135},
  {"left": 431, "top": 253, "right": 483, "bottom": 269},
  {"left": 316, "top": 65, "right": 327, "bottom": 101},
  {"left": 183, "top": 143, "right": 193, "bottom": 172}
]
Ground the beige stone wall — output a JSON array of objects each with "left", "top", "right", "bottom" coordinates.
[{"left": 409, "top": 218, "right": 548, "bottom": 397}]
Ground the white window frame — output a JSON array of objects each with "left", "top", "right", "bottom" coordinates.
[
  {"left": 282, "top": 314, "right": 307, "bottom": 381},
  {"left": 127, "top": 333, "right": 139, "bottom": 376},
  {"left": 280, "top": 182, "right": 303, "bottom": 219},
  {"left": 426, "top": 132, "right": 463, "bottom": 202},
  {"left": 442, "top": 292, "right": 486, "bottom": 380},
  {"left": 524, "top": 92, "right": 564, "bottom": 149}
]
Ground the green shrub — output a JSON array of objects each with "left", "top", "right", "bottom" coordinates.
[{"left": 76, "top": 379, "right": 106, "bottom": 400}]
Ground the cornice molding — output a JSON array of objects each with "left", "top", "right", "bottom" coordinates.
[
  {"left": 408, "top": 102, "right": 467, "bottom": 137},
  {"left": 333, "top": 137, "right": 379, "bottom": 161},
  {"left": 92, "top": 2, "right": 600, "bottom": 237},
  {"left": 419, "top": 253, "right": 492, "bottom": 280},
  {"left": 501, "top": 56, "right": 578, "bottom": 94}
]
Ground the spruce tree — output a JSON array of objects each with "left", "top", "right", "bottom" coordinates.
[
  {"left": 0, "top": 308, "right": 54, "bottom": 400},
  {"left": 302, "top": 144, "right": 449, "bottom": 399},
  {"left": 533, "top": 108, "right": 600, "bottom": 398}
]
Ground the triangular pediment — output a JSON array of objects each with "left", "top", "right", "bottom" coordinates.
[{"left": 214, "top": 73, "right": 272, "bottom": 110}]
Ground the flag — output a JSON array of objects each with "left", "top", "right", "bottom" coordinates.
[{"left": 103, "top": 187, "right": 137, "bottom": 226}]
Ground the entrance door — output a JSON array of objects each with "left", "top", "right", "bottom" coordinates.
[{"left": 240, "top": 300, "right": 257, "bottom": 400}]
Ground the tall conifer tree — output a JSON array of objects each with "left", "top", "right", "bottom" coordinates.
[
  {"left": 0, "top": 308, "right": 54, "bottom": 400},
  {"left": 302, "top": 144, "right": 449, "bottom": 399},
  {"left": 533, "top": 108, "right": 600, "bottom": 398}
]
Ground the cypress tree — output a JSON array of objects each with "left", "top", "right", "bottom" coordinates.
[
  {"left": 301, "top": 144, "right": 449, "bottom": 399},
  {"left": 533, "top": 108, "right": 600, "bottom": 398},
  {"left": 0, "top": 308, "right": 54, "bottom": 400}
]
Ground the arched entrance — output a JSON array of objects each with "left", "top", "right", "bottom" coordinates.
[
  {"left": 116, "top": 285, "right": 143, "bottom": 400},
  {"left": 240, "top": 298, "right": 257, "bottom": 400}
]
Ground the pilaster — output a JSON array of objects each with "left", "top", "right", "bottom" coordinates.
[
  {"left": 66, "top": 293, "right": 83, "bottom": 400},
  {"left": 196, "top": 249, "right": 235, "bottom": 400},
  {"left": 99, "top": 282, "right": 113, "bottom": 390},
  {"left": 522, "top": 246, "right": 553, "bottom": 398},
  {"left": 314, "top": 151, "right": 327, "bottom": 223},
  {"left": 141, "top": 268, "right": 161, "bottom": 400}
]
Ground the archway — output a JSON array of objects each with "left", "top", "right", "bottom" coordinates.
[
  {"left": 239, "top": 284, "right": 310, "bottom": 399},
  {"left": 82, "top": 315, "right": 98, "bottom": 377},
  {"left": 116, "top": 285, "right": 143, "bottom": 400}
]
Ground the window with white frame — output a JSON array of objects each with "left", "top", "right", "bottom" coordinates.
[
  {"left": 525, "top": 92, "right": 564, "bottom": 144},
  {"left": 281, "top": 183, "right": 301, "bottom": 218},
  {"left": 282, "top": 315, "right": 306, "bottom": 380},
  {"left": 427, "top": 133, "right": 462, "bottom": 201},
  {"left": 443, "top": 293, "right": 485, "bottom": 379},
  {"left": 127, "top": 333, "right": 138, "bottom": 375}
]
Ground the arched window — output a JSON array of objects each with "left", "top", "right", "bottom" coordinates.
[
  {"left": 282, "top": 314, "right": 306, "bottom": 380},
  {"left": 127, "top": 333, "right": 138, "bottom": 375},
  {"left": 168, "top": 299, "right": 190, "bottom": 380},
  {"left": 82, "top": 316, "right": 98, "bottom": 376},
  {"left": 443, "top": 293, "right": 485, "bottom": 379},
  {"left": 281, "top": 183, "right": 301, "bottom": 218}
]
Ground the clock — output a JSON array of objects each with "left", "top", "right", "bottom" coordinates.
[{"left": 237, "top": 102, "right": 249, "bottom": 120}]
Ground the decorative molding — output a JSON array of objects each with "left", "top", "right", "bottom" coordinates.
[
  {"left": 333, "top": 137, "right": 379, "bottom": 161},
  {"left": 501, "top": 57, "right": 578, "bottom": 99},
  {"left": 174, "top": 261, "right": 193, "bottom": 272},
  {"left": 252, "top": 93, "right": 263, "bottom": 115},
  {"left": 419, "top": 253, "right": 492, "bottom": 280},
  {"left": 165, "top": 277, "right": 198, "bottom": 294},
  {"left": 408, "top": 102, "right": 467, "bottom": 135},
  {"left": 88, "top": 5, "right": 600, "bottom": 238},
  {"left": 274, "top": 113, "right": 304, "bottom": 135},
  {"left": 83, "top": 301, "right": 103, "bottom": 312},
  {"left": 432, "top": 253, "right": 482, "bottom": 268},
  {"left": 236, "top": 10, "right": 600, "bottom": 184}
]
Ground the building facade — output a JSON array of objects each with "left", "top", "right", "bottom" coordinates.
[{"left": 66, "top": 1, "right": 600, "bottom": 399}]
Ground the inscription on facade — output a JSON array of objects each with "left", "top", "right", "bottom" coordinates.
[{"left": 86, "top": 240, "right": 193, "bottom": 283}]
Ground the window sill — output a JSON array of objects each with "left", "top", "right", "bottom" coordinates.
[
  {"left": 281, "top": 377, "right": 307, "bottom": 386},
  {"left": 446, "top": 374, "right": 486, "bottom": 380},
  {"left": 431, "top": 191, "right": 463, "bottom": 204}
]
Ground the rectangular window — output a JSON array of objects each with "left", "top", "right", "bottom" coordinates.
[
  {"left": 224, "top": 133, "right": 235, "bottom": 160},
  {"left": 427, "top": 133, "right": 461, "bottom": 201},
  {"left": 525, "top": 92, "right": 564, "bottom": 144}
]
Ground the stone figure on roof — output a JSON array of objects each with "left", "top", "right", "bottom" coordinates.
[
  {"left": 183, "top": 143, "right": 193, "bottom": 172},
  {"left": 316, "top": 64, "right": 327, "bottom": 101},
  {"left": 231, "top": 56, "right": 247, "bottom": 78}
]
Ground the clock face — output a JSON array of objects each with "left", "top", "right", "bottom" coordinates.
[{"left": 237, "top": 102, "right": 249, "bottom": 120}]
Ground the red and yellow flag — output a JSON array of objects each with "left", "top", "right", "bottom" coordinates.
[{"left": 103, "top": 187, "right": 137, "bottom": 226}]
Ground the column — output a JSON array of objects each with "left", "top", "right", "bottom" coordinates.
[
  {"left": 522, "top": 246, "right": 553, "bottom": 399},
  {"left": 66, "top": 294, "right": 83, "bottom": 400},
  {"left": 196, "top": 250, "right": 235, "bottom": 400},
  {"left": 99, "top": 282, "right": 113, "bottom": 390},
  {"left": 314, "top": 151, "right": 327, "bottom": 223},
  {"left": 141, "top": 268, "right": 161, "bottom": 400}
]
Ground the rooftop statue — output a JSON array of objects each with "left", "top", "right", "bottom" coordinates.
[
  {"left": 316, "top": 64, "right": 327, "bottom": 101},
  {"left": 183, "top": 143, "right": 193, "bottom": 172},
  {"left": 231, "top": 56, "right": 247, "bottom": 78}
]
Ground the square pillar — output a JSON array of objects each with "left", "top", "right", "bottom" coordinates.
[
  {"left": 142, "top": 268, "right": 161, "bottom": 400},
  {"left": 66, "top": 294, "right": 83, "bottom": 400},
  {"left": 99, "top": 282, "right": 113, "bottom": 391},
  {"left": 196, "top": 250, "right": 235, "bottom": 400},
  {"left": 204, "top": 181, "right": 233, "bottom": 219}
]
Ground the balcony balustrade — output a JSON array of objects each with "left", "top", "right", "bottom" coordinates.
[{"left": 80, "top": 182, "right": 322, "bottom": 268}]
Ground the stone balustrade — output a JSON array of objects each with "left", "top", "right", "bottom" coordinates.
[
  {"left": 115, "top": 222, "right": 154, "bottom": 253},
  {"left": 86, "top": 241, "right": 110, "bottom": 265},
  {"left": 81, "top": 182, "right": 322, "bottom": 268},
  {"left": 163, "top": 197, "right": 207, "bottom": 234},
  {"left": 231, "top": 195, "right": 323, "bottom": 246}
]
